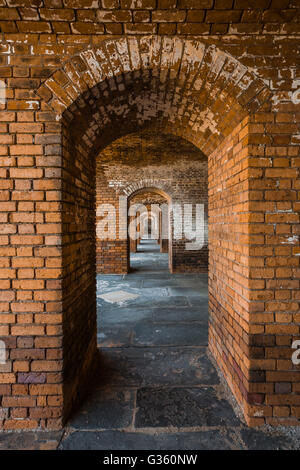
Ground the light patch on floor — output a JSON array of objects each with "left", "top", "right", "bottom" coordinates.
[
  {"left": 97, "top": 280, "right": 110, "bottom": 290},
  {"left": 98, "top": 290, "right": 140, "bottom": 304}
]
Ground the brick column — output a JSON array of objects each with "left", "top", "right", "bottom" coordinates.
[
  {"left": 209, "top": 115, "right": 300, "bottom": 426},
  {"left": 245, "top": 114, "right": 300, "bottom": 425}
]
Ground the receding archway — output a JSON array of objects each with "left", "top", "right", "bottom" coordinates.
[
  {"left": 128, "top": 187, "right": 171, "bottom": 272},
  {"left": 30, "top": 36, "right": 274, "bottom": 428},
  {"left": 95, "top": 128, "right": 208, "bottom": 275}
]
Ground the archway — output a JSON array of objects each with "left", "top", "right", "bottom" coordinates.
[
  {"left": 128, "top": 187, "right": 171, "bottom": 271},
  {"left": 95, "top": 128, "right": 207, "bottom": 274},
  {"left": 8, "top": 36, "right": 274, "bottom": 428}
]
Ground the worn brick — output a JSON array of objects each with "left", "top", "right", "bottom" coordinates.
[{"left": 0, "top": 9, "right": 299, "bottom": 432}]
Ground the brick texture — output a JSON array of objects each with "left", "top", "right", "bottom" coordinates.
[
  {"left": 0, "top": 11, "right": 299, "bottom": 430},
  {"left": 0, "top": 1, "right": 299, "bottom": 35}
]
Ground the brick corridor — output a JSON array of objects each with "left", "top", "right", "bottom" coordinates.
[
  {"left": 58, "top": 241, "right": 300, "bottom": 450},
  {"left": 1, "top": 241, "right": 300, "bottom": 449},
  {"left": 1, "top": 28, "right": 300, "bottom": 429}
]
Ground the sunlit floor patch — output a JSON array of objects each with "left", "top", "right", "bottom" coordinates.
[{"left": 98, "top": 290, "right": 140, "bottom": 304}]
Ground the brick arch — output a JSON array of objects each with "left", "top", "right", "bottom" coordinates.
[
  {"left": 128, "top": 187, "right": 171, "bottom": 259},
  {"left": 39, "top": 37, "right": 273, "bottom": 429},
  {"left": 129, "top": 192, "right": 168, "bottom": 206},
  {"left": 36, "top": 36, "right": 272, "bottom": 156},
  {"left": 125, "top": 184, "right": 172, "bottom": 203},
  {"left": 119, "top": 186, "right": 170, "bottom": 263},
  {"left": 20, "top": 36, "right": 282, "bottom": 430},
  {"left": 139, "top": 212, "right": 159, "bottom": 236}
]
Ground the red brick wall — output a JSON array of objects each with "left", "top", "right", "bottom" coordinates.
[
  {"left": 96, "top": 178, "right": 128, "bottom": 274},
  {"left": 246, "top": 114, "right": 300, "bottom": 426},
  {"left": 209, "top": 118, "right": 257, "bottom": 425},
  {"left": 0, "top": 28, "right": 299, "bottom": 429},
  {"left": 209, "top": 116, "right": 300, "bottom": 426},
  {"left": 61, "top": 121, "right": 98, "bottom": 423},
  {"left": 0, "top": 1, "right": 299, "bottom": 36}
]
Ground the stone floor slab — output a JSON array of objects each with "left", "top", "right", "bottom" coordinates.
[
  {"left": 0, "top": 431, "right": 63, "bottom": 450},
  {"left": 152, "top": 306, "right": 208, "bottom": 324},
  {"left": 135, "top": 387, "right": 240, "bottom": 428},
  {"left": 69, "top": 389, "right": 135, "bottom": 430},
  {"left": 240, "top": 427, "right": 298, "bottom": 450},
  {"left": 133, "top": 323, "right": 208, "bottom": 347},
  {"left": 101, "top": 307, "right": 154, "bottom": 326},
  {"left": 167, "top": 287, "right": 207, "bottom": 297},
  {"left": 97, "top": 325, "right": 133, "bottom": 347},
  {"left": 97, "top": 347, "right": 220, "bottom": 388},
  {"left": 59, "top": 429, "right": 242, "bottom": 450}
]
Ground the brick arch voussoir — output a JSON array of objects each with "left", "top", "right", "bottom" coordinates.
[
  {"left": 123, "top": 181, "right": 173, "bottom": 203},
  {"left": 130, "top": 193, "right": 168, "bottom": 206},
  {"left": 35, "top": 36, "right": 273, "bottom": 148}
]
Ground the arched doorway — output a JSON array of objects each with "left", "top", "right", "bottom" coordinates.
[
  {"left": 128, "top": 187, "right": 171, "bottom": 272},
  {"left": 4, "top": 36, "right": 277, "bottom": 428},
  {"left": 94, "top": 128, "right": 208, "bottom": 275}
]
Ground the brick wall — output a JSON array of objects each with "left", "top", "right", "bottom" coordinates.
[
  {"left": 209, "top": 116, "right": 300, "bottom": 426},
  {"left": 0, "top": 20, "right": 299, "bottom": 428},
  {"left": 246, "top": 114, "right": 300, "bottom": 426},
  {"left": 61, "top": 120, "right": 98, "bottom": 423},
  {"left": 0, "top": 1, "right": 299, "bottom": 36},
  {"left": 209, "top": 118, "right": 258, "bottom": 425}
]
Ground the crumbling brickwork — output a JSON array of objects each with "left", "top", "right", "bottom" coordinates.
[
  {"left": 0, "top": 2, "right": 299, "bottom": 430},
  {"left": 0, "top": 1, "right": 299, "bottom": 36}
]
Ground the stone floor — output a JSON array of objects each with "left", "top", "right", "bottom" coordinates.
[{"left": 1, "top": 239, "right": 300, "bottom": 450}]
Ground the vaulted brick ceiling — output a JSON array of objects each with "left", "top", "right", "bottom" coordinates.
[
  {"left": 97, "top": 129, "right": 206, "bottom": 199},
  {"left": 98, "top": 128, "right": 205, "bottom": 165},
  {"left": 0, "top": 0, "right": 299, "bottom": 35}
]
